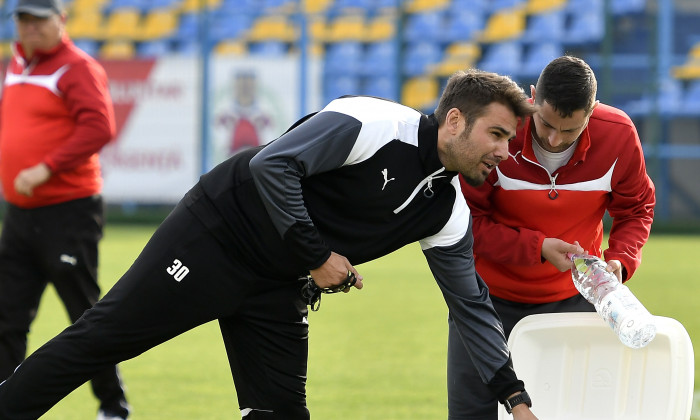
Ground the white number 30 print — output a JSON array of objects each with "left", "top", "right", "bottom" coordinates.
[{"left": 166, "top": 259, "right": 190, "bottom": 282}]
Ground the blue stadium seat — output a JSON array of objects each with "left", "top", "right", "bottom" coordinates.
[
  {"left": 443, "top": 10, "right": 485, "bottom": 44},
  {"left": 137, "top": 39, "right": 173, "bottom": 57},
  {"left": 520, "top": 10, "right": 565, "bottom": 44},
  {"left": 1, "top": 17, "right": 16, "bottom": 40},
  {"left": 681, "top": 80, "right": 700, "bottom": 115},
  {"left": 73, "top": 39, "right": 99, "bottom": 57},
  {"left": 611, "top": 0, "right": 645, "bottom": 16},
  {"left": 402, "top": 41, "right": 443, "bottom": 77},
  {"left": 210, "top": 12, "right": 253, "bottom": 43},
  {"left": 248, "top": 40, "right": 288, "bottom": 56},
  {"left": 519, "top": 42, "right": 563, "bottom": 79},
  {"left": 403, "top": 10, "right": 445, "bottom": 43},
  {"left": 362, "top": 76, "right": 398, "bottom": 101},
  {"left": 489, "top": 0, "right": 526, "bottom": 13},
  {"left": 172, "top": 12, "right": 199, "bottom": 43},
  {"left": 477, "top": 41, "right": 523, "bottom": 77},
  {"left": 174, "top": 39, "right": 201, "bottom": 56},
  {"left": 324, "top": 41, "right": 364, "bottom": 75},
  {"left": 324, "top": 75, "right": 361, "bottom": 105},
  {"left": 142, "top": 0, "right": 179, "bottom": 11},
  {"left": 361, "top": 40, "right": 398, "bottom": 77},
  {"left": 562, "top": 8, "right": 605, "bottom": 46}
]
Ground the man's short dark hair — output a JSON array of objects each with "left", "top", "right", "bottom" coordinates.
[
  {"left": 535, "top": 55, "right": 598, "bottom": 118},
  {"left": 434, "top": 69, "right": 534, "bottom": 129}
]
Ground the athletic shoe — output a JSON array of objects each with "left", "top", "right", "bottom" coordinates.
[{"left": 96, "top": 410, "right": 127, "bottom": 420}]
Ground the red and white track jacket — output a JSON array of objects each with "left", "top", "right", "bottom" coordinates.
[
  {"left": 0, "top": 34, "right": 114, "bottom": 208},
  {"left": 461, "top": 103, "right": 655, "bottom": 304}
]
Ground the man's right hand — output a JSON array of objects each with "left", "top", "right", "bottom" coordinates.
[
  {"left": 310, "top": 251, "right": 363, "bottom": 292},
  {"left": 541, "top": 238, "right": 584, "bottom": 272}
]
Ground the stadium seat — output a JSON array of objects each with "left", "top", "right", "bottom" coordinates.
[
  {"left": 137, "top": 39, "right": 172, "bottom": 56},
  {"left": 324, "top": 41, "right": 364, "bottom": 75},
  {"left": 519, "top": 42, "right": 563, "bottom": 79},
  {"left": 611, "top": 0, "right": 646, "bottom": 15},
  {"left": 525, "top": 0, "right": 567, "bottom": 14},
  {"left": 172, "top": 12, "right": 198, "bottom": 44},
  {"left": 520, "top": 9, "right": 565, "bottom": 44},
  {"left": 100, "top": 40, "right": 136, "bottom": 59},
  {"left": 141, "top": 0, "right": 179, "bottom": 12},
  {"left": 209, "top": 12, "right": 253, "bottom": 43},
  {"left": 66, "top": 10, "right": 105, "bottom": 40},
  {"left": 362, "top": 76, "right": 398, "bottom": 101},
  {"left": 442, "top": 9, "right": 486, "bottom": 44},
  {"left": 488, "top": 0, "right": 526, "bottom": 13},
  {"left": 104, "top": 8, "right": 142, "bottom": 41},
  {"left": 403, "top": 10, "right": 445, "bottom": 43},
  {"left": 1, "top": 16, "right": 16, "bottom": 40},
  {"left": 401, "top": 76, "right": 439, "bottom": 112},
  {"left": 247, "top": 15, "right": 297, "bottom": 42},
  {"left": 672, "top": 42, "right": 700, "bottom": 80},
  {"left": 478, "top": 8, "right": 527, "bottom": 43},
  {"left": 498, "top": 313, "right": 694, "bottom": 420},
  {"left": 562, "top": 8, "right": 605, "bottom": 46},
  {"left": 214, "top": 40, "right": 247, "bottom": 55},
  {"left": 681, "top": 80, "right": 700, "bottom": 115},
  {"left": 431, "top": 42, "right": 481, "bottom": 77},
  {"left": 364, "top": 14, "right": 396, "bottom": 42},
  {"left": 303, "top": 0, "right": 333, "bottom": 15},
  {"left": 360, "top": 40, "right": 398, "bottom": 77},
  {"left": 402, "top": 41, "right": 443, "bottom": 77},
  {"left": 248, "top": 41, "right": 289, "bottom": 56},
  {"left": 325, "top": 14, "right": 365, "bottom": 42},
  {"left": 140, "top": 9, "right": 178, "bottom": 41},
  {"left": 73, "top": 39, "right": 100, "bottom": 57},
  {"left": 0, "top": 41, "right": 12, "bottom": 59},
  {"left": 477, "top": 41, "right": 523, "bottom": 77},
  {"left": 404, "top": 0, "right": 450, "bottom": 13},
  {"left": 70, "top": 0, "right": 109, "bottom": 13},
  {"left": 105, "top": 0, "right": 146, "bottom": 13},
  {"left": 323, "top": 75, "right": 361, "bottom": 105},
  {"left": 181, "top": 0, "right": 221, "bottom": 13}
]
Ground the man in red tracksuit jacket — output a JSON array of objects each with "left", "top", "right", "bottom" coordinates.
[
  {"left": 453, "top": 56, "right": 656, "bottom": 419},
  {"left": 0, "top": 0, "right": 129, "bottom": 419}
]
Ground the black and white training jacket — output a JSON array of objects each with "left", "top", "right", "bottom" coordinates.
[{"left": 191, "top": 96, "right": 524, "bottom": 400}]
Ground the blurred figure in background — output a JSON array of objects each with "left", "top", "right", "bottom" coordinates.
[
  {"left": 0, "top": 0, "right": 130, "bottom": 419},
  {"left": 455, "top": 55, "right": 655, "bottom": 419}
]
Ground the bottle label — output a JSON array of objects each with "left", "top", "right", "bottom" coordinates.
[{"left": 597, "top": 288, "right": 644, "bottom": 330}]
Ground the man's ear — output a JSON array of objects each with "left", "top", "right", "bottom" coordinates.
[
  {"left": 445, "top": 107, "right": 463, "bottom": 135},
  {"left": 530, "top": 85, "right": 536, "bottom": 102}
]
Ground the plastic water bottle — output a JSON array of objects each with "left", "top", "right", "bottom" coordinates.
[{"left": 568, "top": 253, "right": 656, "bottom": 349}]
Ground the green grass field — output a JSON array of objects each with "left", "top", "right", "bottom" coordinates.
[{"left": 24, "top": 225, "right": 699, "bottom": 419}]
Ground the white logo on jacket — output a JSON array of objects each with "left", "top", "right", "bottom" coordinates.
[{"left": 381, "top": 168, "right": 395, "bottom": 190}]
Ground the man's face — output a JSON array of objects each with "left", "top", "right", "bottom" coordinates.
[
  {"left": 531, "top": 99, "right": 591, "bottom": 153},
  {"left": 15, "top": 12, "right": 64, "bottom": 57},
  {"left": 446, "top": 102, "right": 518, "bottom": 187}
]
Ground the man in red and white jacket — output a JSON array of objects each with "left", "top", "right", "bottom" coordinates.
[
  {"left": 453, "top": 56, "right": 655, "bottom": 419},
  {"left": 0, "top": 1, "right": 129, "bottom": 419}
]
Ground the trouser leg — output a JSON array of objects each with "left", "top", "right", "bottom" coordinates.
[
  {"left": 220, "top": 280, "right": 310, "bottom": 420},
  {"left": 446, "top": 294, "right": 595, "bottom": 419},
  {"left": 0, "top": 201, "right": 251, "bottom": 419},
  {"left": 0, "top": 206, "right": 46, "bottom": 381}
]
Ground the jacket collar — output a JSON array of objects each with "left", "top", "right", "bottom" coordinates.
[
  {"left": 14, "top": 32, "right": 71, "bottom": 63},
  {"left": 420, "top": 113, "right": 457, "bottom": 177},
  {"left": 521, "top": 113, "right": 593, "bottom": 165}
]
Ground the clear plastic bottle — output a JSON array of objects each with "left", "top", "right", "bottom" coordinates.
[{"left": 568, "top": 253, "right": 657, "bottom": 349}]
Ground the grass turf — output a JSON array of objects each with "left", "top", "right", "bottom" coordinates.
[{"left": 24, "top": 225, "right": 698, "bottom": 419}]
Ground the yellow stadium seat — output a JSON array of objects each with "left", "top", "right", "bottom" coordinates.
[
  {"left": 104, "top": 8, "right": 142, "bottom": 40},
  {"left": 70, "top": 0, "right": 110, "bottom": 13},
  {"left": 1, "top": 42, "right": 12, "bottom": 60},
  {"left": 478, "top": 8, "right": 526, "bottom": 43},
  {"left": 181, "top": 0, "right": 221, "bottom": 13},
  {"left": 307, "top": 16, "right": 329, "bottom": 43},
  {"left": 526, "top": 0, "right": 567, "bottom": 13},
  {"left": 66, "top": 11, "right": 105, "bottom": 40},
  {"left": 401, "top": 76, "right": 439, "bottom": 111},
  {"left": 326, "top": 14, "right": 365, "bottom": 42},
  {"left": 430, "top": 42, "right": 481, "bottom": 77},
  {"left": 672, "top": 43, "right": 700, "bottom": 80},
  {"left": 100, "top": 40, "right": 136, "bottom": 59},
  {"left": 247, "top": 15, "right": 297, "bottom": 42},
  {"left": 303, "top": 0, "right": 333, "bottom": 14},
  {"left": 214, "top": 40, "right": 247, "bottom": 55},
  {"left": 140, "top": 9, "right": 178, "bottom": 40},
  {"left": 364, "top": 14, "right": 396, "bottom": 42},
  {"left": 405, "top": 0, "right": 450, "bottom": 13}
]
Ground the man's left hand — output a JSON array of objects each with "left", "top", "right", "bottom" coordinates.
[{"left": 14, "top": 162, "right": 51, "bottom": 196}]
